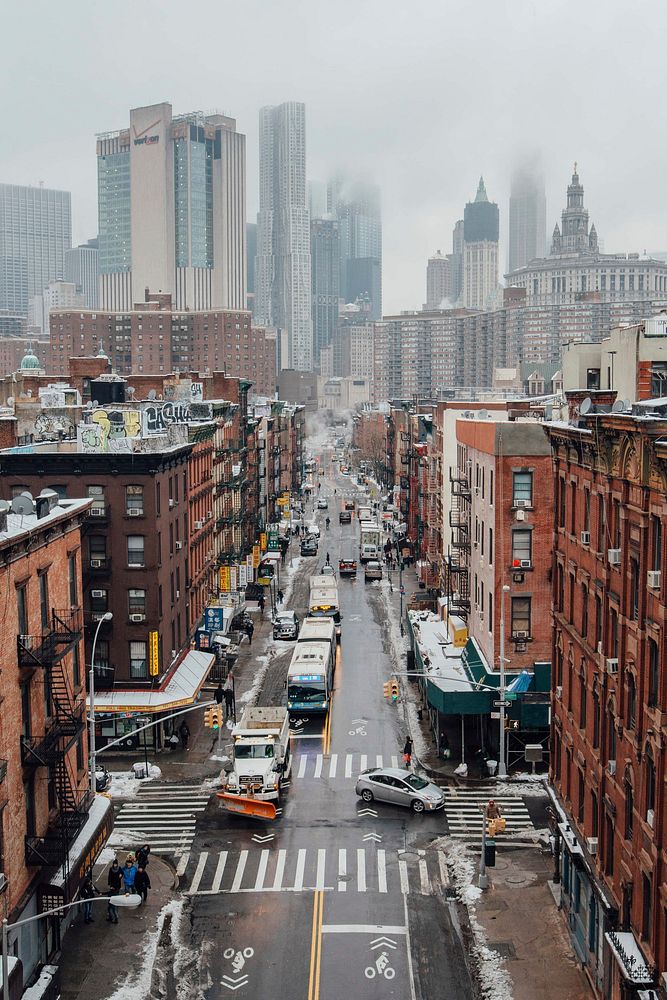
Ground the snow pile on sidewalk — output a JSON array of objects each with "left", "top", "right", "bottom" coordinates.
[
  {"left": 494, "top": 776, "right": 548, "bottom": 797},
  {"left": 445, "top": 842, "right": 514, "bottom": 1000},
  {"left": 108, "top": 768, "right": 158, "bottom": 800},
  {"left": 238, "top": 650, "right": 275, "bottom": 707},
  {"left": 106, "top": 898, "right": 192, "bottom": 1000}
]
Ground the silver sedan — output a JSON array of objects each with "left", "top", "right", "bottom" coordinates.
[{"left": 355, "top": 767, "right": 445, "bottom": 813}]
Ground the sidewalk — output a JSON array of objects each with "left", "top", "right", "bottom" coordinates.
[{"left": 58, "top": 854, "right": 176, "bottom": 1000}]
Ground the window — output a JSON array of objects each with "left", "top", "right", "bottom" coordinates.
[
  {"left": 590, "top": 789, "right": 599, "bottom": 839},
  {"left": 39, "top": 571, "right": 49, "bottom": 630},
  {"left": 489, "top": 527, "right": 493, "bottom": 565},
  {"left": 608, "top": 706, "right": 617, "bottom": 765},
  {"left": 89, "top": 535, "right": 107, "bottom": 566},
  {"left": 570, "top": 481, "right": 577, "bottom": 535},
  {"left": 648, "top": 638, "right": 660, "bottom": 708},
  {"left": 511, "top": 597, "right": 531, "bottom": 637},
  {"left": 595, "top": 594, "right": 602, "bottom": 648},
  {"left": 68, "top": 553, "right": 78, "bottom": 606},
  {"left": 569, "top": 573, "right": 575, "bottom": 623},
  {"left": 650, "top": 361, "right": 667, "bottom": 398},
  {"left": 556, "top": 564, "right": 564, "bottom": 612},
  {"left": 624, "top": 777, "right": 634, "bottom": 840},
  {"left": 612, "top": 498, "right": 621, "bottom": 548},
  {"left": 645, "top": 749, "right": 656, "bottom": 825},
  {"left": 604, "top": 814, "right": 614, "bottom": 876},
  {"left": 583, "top": 488, "right": 590, "bottom": 533},
  {"left": 512, "top": 530, "right": 532, "bottom": 566},
  {"left": 156, "top": 482, "right": 161, "bottom": 516},
  {"left": 127, "top": 536, "right": 145, "bottom": 567},
  {"left": 577, "top": 770, "right": 585, "bottom": 824},
  {"left": 73, "top": 641, "right": 81, "bottom": 688},
  {"left": 512, "top": 471, "right": 533, "bottom": 505},
  {"left": 651, "top": 515, "right": 662, "bottom": 572},
  {"left": 128, "top": 589, "right": 146, "bottom": 616},
  {"left": 579, "top": 674, "right": 587, "bottom": 729},
  {"left": 17, "top": 584, "right": 28, "bottom": 635},
  {"left": 87, "top": 485, "right": 105, "bottom": 515},
  {"left": 630, "top": 558, "right": 639, "bottom": 621},
  {"left": 581, "top": 584, "right": 589, "bottom": 638},
  {"left": 94, "top": 639, "right": 109, "bottom": 672},
  {"left": 48, "top": 485, "right": 68, "bottom": 500},
  {"left": 90, "top": 589, "right": 108, "bottom": 614},
  {"left": 558, "top": 478, "right": 566, "bottom": 528},
  {"left": 596, "top": 495, "right": 605, "bottom": 552},
  {"left": 592, "top": 687, "right": 600, "bottom": 749},
  {"left": 642, "top": 873, "right": 653, "bottom": 940},
  {"left": 626, "top": 673, "right": 636, "bottom": 730},
  {"left": 609, "top": 608, "right": 619, "bottom": 658},
  {"left": 129, "top": 640, "right": 148, "bottom": 679},
  {"left": 126, "top": 485, "right": 144, "bottom": 516}
]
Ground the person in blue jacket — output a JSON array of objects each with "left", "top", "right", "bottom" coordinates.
[{"left": 122, "top": 856, "right": 137, "bottom": 893}]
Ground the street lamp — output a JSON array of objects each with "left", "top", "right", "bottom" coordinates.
[
  {"left": 2, "top": 894, "right": 140, "bottom": 996},
  {"left": 89, "top": 611, "right": 113, "bottom": 795}
]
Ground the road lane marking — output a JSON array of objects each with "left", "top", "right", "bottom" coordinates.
[
  {"left": 321, "top": 925, "right": 407, "bottom": 935},
  {"left": 308, "top": 890, "right": 324, "bottom": 1000},
  {"left": 360, "top": 754, "right": 367, "bottom": 771},
  {"left": 419, "top": 859, "right": 430, "bottom": 895},
  {"left": 298, "top": 755, "right": 308, "bottom": 778},
  {"left": 357, "top": 849, "right": 366, "bottom": 892},
  {"left": 294, "top": 849, "right": 306, "bottom": 891},
  {"left": 189, "top": 851, "right": 208, "bottom": 894},
  {"left": 254, "top": 850, "right": 270, "bottom": 891},
  {"left": 316, "top": 849, "right": 326, "bottom": 890},
  {"left": 438, "top": 852, "right": 450, "bottom": 888},
  {"left": 314, "top": 755, "right": 323, "bottom": 779},
  {"left": 273, "top": 849, "right": 287, "bottom": 891},
  {"left": 212, "top": 852, "right": 228, "bottom": 893},
  {"left": 377, "top": 850, "right": 387, "bottom": 893},
  {"left": 328, "top": 753, "right": 338, "bottom": 778},
  {"left": 391, "top": 755, "right": 399, "bottom": 768},
  {"left": 338, "top": 849, "right": 347, "bottom": 892},
  {"left": 398, "top": 859, "right": 409, "bottom": 894},
  {"left": 231, "top": 850, "right": 248, "bottom": 893},
  {"left": 176, "top": 854, "right": 190, "bottom": 877},
  {"left": 375, "top": 755, "right": 383, "bottom": 768},
  {"left": 403, "top": 892, "right": 418, "bottom": 1000}
]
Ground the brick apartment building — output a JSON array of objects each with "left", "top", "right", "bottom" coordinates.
[
  {"left": 46, "top": 292, "right": 276, "bottom": 396},
  {"left": 0, "top": 491, "right": 113, "bottom": 990},
  {"left": 545, "top": 402, "right": 667, "bottom": 997}
]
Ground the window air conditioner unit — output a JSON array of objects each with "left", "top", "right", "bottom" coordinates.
[
  {"left": 91, "top": 589, "right": 105, "bottom": 598},
  {"left": 169, "top": 499, "right": 176, "bottom": 508},
  {"left": 519, "top": 559, "right": 532, "bottom": 569},
  {"left": 647, "top": 570, "right": 661, "bottom": 589},
  {"left": 606, "top": 657, "right": 619, "bottom": 674},
  {"left": 90, "top": 558, "right": 103, "bottom": 568},
  {"left": 90, "top": 507, "right": 104, "bottom": 517},
  {"left": 128, "top": 508, "right": 142, "bottom": 517},
  {"left": 580, "top": 531, "right": 590, "bottom": 545},
  {"left": 515, "top": 499, "right": 530, "bottom": 508},
  {"left": 647, "top": 808, "right": 655, "bottom": 828},
  {"left": 194, "top": 520, "right": 203, "bottom": 530},
  {"left": 91, "top": 612, "right": 105, "bottom": 621},
  {"left": 586, "top": 837, "right": 598, "bottom": 855},
  {"left": 175, "top": 541, "right": 183, "bottom": 550},
  {"left": 513, "top": 629, "right": 528, "bottom": 639},
  {"left": 478, "top": 611, "right": 484, "bottom": 622},
  {"left": 607, "top": 760, "right": 616, "bottom": 776},
  {"left": 175, "top": 591, "right": 180, "bottom": 600},
  {"left": 129, "top": 613, "right": 145, "bottom": 623},
  {"left": 555, "top": 686, "right": 562, "bottom": 699},
  {"left": 608, "top": 548, "right": 621, "bottom": 566}
]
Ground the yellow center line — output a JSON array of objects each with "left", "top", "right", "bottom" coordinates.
[{"left": 307, "top": 889, "right": 324, "bottom": 1000}]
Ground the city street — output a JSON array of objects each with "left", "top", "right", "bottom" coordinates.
[{"left": 180, "top": 462, "right": 473, "bottom": 999}]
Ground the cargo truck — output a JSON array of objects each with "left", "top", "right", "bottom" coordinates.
[{"left": 220, "top": 706, "right": 291, "bottom": 803}]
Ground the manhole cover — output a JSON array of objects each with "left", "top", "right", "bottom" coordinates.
[
  {"left": 338, "top": 874, "right": 352, "bottom": 883},
  {"left": 489, "top": 942, "right": 516, "bottom": 959},
  {"left": 505, "top": 875, "right": 528, "bottom": 886}
]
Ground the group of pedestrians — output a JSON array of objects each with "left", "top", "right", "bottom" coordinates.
[
  {"left": 80, "top": 843, "right": 152, "bottom": 926},
  {"left": 214, "top": 676, "right": 236, "bottom": 721}
]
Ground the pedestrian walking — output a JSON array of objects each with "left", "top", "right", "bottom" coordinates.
[
  {"left": 402, "top": 736, "right": 413, "bottom": 768},
  {"left": 277, "top": 589, "right": 284, "bottom": 605},
  {"left": 107, "top": 859, "right": 122, "bottom": 923},
  {"left": 246, "top": 620, "right": 254, "bottom": 646},
  {"left": 122, "top": 857, "right": 137, "bottom": 894},
  {"left": 136, "top": 843, "right": 151, "bottom": 868},
  {"left": 179, "top": 720, "right": 190, "bottom": 750},
  {"left": 486, "top": 799, "right": 506, "bottom": 837},
  {"left": 80, "top": 874, "right": 99, "bottom": 923},
  {"left": 135, "top": 866, "right": 151, "bottom": 904},
  {"left": 325, "top": 552, "right": 330, "bottom": 566},
  {"left": 224, "top": 682, "right": 235, "bottom": 721},
  {"left": 259, "top": 593, "right": 265, "bottom": 615},
  {"left": 439, "top": 732, "right": 451, "bottom": 760},
  {"left": 214, "top": 683, "right": 224, "bottom": 706}
]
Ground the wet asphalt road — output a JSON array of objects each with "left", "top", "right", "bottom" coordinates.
[{"left": 182, "top": 459, "right": 474, "bottom": 1000}]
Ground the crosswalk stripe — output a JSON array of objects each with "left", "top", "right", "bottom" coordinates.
[
  {"left": 297, "top": 755, "right": 307, "bottom": 779},
  {"left": 375, "top": 755, "right": 383, "bottom": 769},
  {"left": 328, "top": 754, "right": 338, "bottom": 778},
  {"left": 345, "top": 756, "right": 353, "bottom": 779},
  {"left": 360, "top": 754, "right": 367, "bottom": 772},
  {"left": 419, "top": 859, "right": 430, "bottom": 895},
  {"left": 391, "top": 756, "right": 399, "bottom": 768},
  {"left": 273, "top": 850, "right": 287, "bottom": 891},
  {"left": 438, "top": 852, "right": 450, "bottom": 888},
  {"left": 357, "top": 849, "right": 366, "bottom": 892},
  {"left": 231, "top": 851, "right": 248, "bottom": 893},
  {"left": 294, "top": 849, "right": 306, "bottom": 891},
  {"left": 338, "top": 849, "right": 347, "bottom": 892},
  {"left": 314, "top": 756, "right": 323, "bottom": 779},
  {"left": 212, "top": 852, "right": 228, "bottom": 892},
  {"left": 377, "top": 850, "right": 387, "bottom": 893},
  {"left": 190, "top": 852, "right": 208, "bottom": 894},
  {"left": 176, "top": 853, "right": 190, "bottom": 877},
  {"left": 254, "top": 850, "right": 270, "bottom": 891},
  {"left": 399, "top": 859, "right": 409, "bottom": 895},
  {"left": 316, "top": 849, "right": 326, "bottom": 890}
]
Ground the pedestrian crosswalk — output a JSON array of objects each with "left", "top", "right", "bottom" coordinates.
[
  {"left": 293, "top": 753, "right": 403, "bottom": 780},
  {"left": 181, "top": 846, "right": 445, "bottom": 897},
  {"left": 441, "top": 788, "right": 534, "bottom": 839},
  {"left": 113, "top": 783, "right": 210, "bottom": 855}
]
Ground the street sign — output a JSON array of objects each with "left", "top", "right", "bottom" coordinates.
[{"left": 493, "top": 699, "right": 511, "bottom": 709}]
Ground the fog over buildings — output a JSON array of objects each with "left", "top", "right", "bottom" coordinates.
[{"left": 2, "top": 1, "right": 667, "bottom": 314}]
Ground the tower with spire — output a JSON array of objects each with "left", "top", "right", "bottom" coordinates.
[
  {"left": 552, "top": 164, "right": 596, "bottom": 255},
  {"left": 462, "top": 176, "right": 500, "bottom": 309}
]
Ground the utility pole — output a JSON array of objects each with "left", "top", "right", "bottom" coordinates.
[
  {"left": 498, "top": 583, "right": 510, "bottom": 778},
  {"left": 479, "top": 802, "right": 489, "bottom": 889}
]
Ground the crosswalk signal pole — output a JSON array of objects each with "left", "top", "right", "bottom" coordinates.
[{"left": 479, "top": 803, "right": 489, "bottom": 890}]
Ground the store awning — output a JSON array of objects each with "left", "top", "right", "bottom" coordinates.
[
  {"left": 508, "top": 670, "right": 532, "bottom": 694},
  {"left": 605, "top": 931, "right": 655, "bottom": 986},
  {"left": 50, "top": 794, "right": 114, "bottom": 897},
  {"left": 90, "top": 649, "right": 215, "bottom": 715}
]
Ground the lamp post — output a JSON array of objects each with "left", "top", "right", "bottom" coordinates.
[
  {"left": 498, "top": 584, "right": 510, "bottom": 779},
  {"left": 89, "top": 612, "right": 113, "bottom": 796},
  {"left": 2, "top": 893, "right": 140, "bottom": 996}
]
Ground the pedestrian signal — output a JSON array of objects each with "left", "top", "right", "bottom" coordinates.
[{"left": 383, "top": 681, "right": 392, "bottom": 699}]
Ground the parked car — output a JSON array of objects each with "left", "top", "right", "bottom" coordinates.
[
  {"left": 306, "top": 523, "right": 320, "bottom": 538},
  {"left": 339, "top": 557, "right": 357, "bottom": 577},
  {"left": 319, "top": 565, "right": 335, "bottom": 577},
  {"left": 364, "top": 560, "right": 383, "bottom": 582},
  {"left": 317, "top": 498, "right": 328, "bottom": 510},
  {"left": 355, "top": 767, "right": 445, "bottom": 813},
  {"left": 300, "top": 539, "right": 318, "bottom": 556},
  {"left": 273, "top": 610, "right": 300, "bottom": 640},
  {"left": 339, "top": 510, "right": 352, "bottom": 524}
]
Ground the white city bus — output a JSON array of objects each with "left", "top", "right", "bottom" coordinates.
[
  {"left": 308, "top": 575, "right": 341, "bottom": 639},
  {"left": 287, "top": 639, "right": 336, "bottom": 714}
]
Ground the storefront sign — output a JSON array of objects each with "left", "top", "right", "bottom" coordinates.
[
  {"left": 238, "top": 564, "right": 247, "bottom": 588},
  {"left": 219, "top": 566, "right": 231, "bottom": 592},
  {"left": 230, "top": 566, "right": 238, "bottom": 592},
  {"left": 196, "top": 629, "right": 211, "bottom": 650},
  {"left": 149, "top": 630, "right": 159, "bottom": 676},
  {"left": 252, "top": 544, "right": 260, "bottom": 568},
  {"left": 205, "top": 607, "right": 225, "bottom": 632},
  {"left": 260, "top": 532, "right": 267, "bottom": 551}
]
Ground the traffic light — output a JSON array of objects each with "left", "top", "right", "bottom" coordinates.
[
  {"left": 204, "top": 707, "right": 215, "bottom": 729},
  {"left": 383, "top": 681, "right": 392, "bottom": 699},
  {"left": 390, "top": 679, "right": 399, "bottom": 702},
  {"left": 212, "top": 706, "right": 223, "bottom": 731}
]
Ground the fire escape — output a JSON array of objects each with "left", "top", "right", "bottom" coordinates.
[
  {"left": 447, "top": 466, "right": 472, "bottom": 621},
  {"left": 18, "top": 609, "right": 90, "bottom": 899}
]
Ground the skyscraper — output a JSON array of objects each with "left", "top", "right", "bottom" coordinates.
[
  {"left": 425, "top": 251, "right": 451, "bottom": 309},
  {"left": 327, "top": 176, "right": 382, "bottom": 320},
  {"left": 246, "top": 222, "right": 257, "bottom": 312},
  {"left": 450, "top": 220, "right": 465, "bottom": 303},
  {"left": 463, "top": 177, "right": 499, "bottom": 310},
  {"left": 0, "top": 183, "right": 72, "bottom": 329},
  {"left": 508, "top": 165, "right": 546, "bottom": 271},
  {"left": 65, "top": 238, "right": 99, "bottom": 308},
  {"left": 96, "top": 102, "right": 246, "bottom": 312},
  {"left": 255, "top": 102, "right": 313, "bottom": 371},
  {"left": 310, "top": 216, "right": 340, "bottom": 366}
]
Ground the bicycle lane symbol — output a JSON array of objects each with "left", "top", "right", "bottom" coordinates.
[
  {"left": 364, "top": 937, "right": 397, "bottom": 981},
  {"left": 221, "top": 947, "right": 254, "bottom": 991}
]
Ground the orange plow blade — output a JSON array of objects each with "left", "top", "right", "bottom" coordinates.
[{"left": 217, "top": 792, "right": 277, "bottom": 821}]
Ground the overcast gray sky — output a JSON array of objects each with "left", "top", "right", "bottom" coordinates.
[{"left": 2, "top": 0, "right": 665, "bottom": 313}]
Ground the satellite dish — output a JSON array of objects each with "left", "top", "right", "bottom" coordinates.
[
  {"left": 148, "top": 389, "right": 157, "bottom": 401},
  {"left": 11, "top": 493, "right": 34, "bottom": 516},
  {"left": 6, "top": 397, "right": 14, "bottom": 406},
  {"left": 0, "top": 500, "right": 11, "bottom": 514},
  {"left": 579, "top": 397, "right": 592, "bottom": 415},
  {"left": 623, "top": 400, "right": 632, "bottom": 411},
  {"left": 92, "top": 400, "right": 99, "bottom": 408},
  {"left": 478, "top": 409, "right": 490, "bottom": 419},
  {"left": 612, "top": 399, "right": 625, "bottom": 413},
  {"left": 126, "top": 386, "right": 135, "bottom": 397}
]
